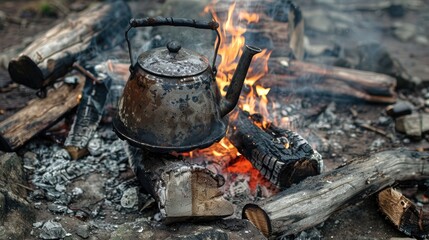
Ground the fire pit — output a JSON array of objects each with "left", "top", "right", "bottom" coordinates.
[{"left": 0, "top": 0, "right": 428, "bottom": 239}]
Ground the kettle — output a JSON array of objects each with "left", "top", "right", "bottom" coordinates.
[{"left": 113, "top": 17, "right": 261, "bottom": 153}]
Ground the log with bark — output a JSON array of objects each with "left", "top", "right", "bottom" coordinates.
[
  {"left": 228, "top": 109, "right": 322, "bottom": 188},
  {"left": 263, "top": 58, "right": 397, "bottom": 103},
  {"left": 123, "top": 142, "right": 234, "bottom": 223},
  {"left": 0, "top": 77, "right": 84, "bottom": 152},
  {"left": 241, "top": 149, "right": 429, "bottom": 237},
  {"left": 8, "top": 0, "right": 131, "bottom": 91}
]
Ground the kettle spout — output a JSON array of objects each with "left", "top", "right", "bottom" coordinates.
[{"left": 220, "top": 45, "right": 262, "bottom": 117}]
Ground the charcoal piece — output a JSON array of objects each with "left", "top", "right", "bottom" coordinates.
[
  {"left": 39, "top": 220, "right": 68, "bottom": 240},
  {"left": 64, "top": 66, "right": 112, "bottom": 159},
  {"left": 76, "top": 224, "right": 90, "bottom": 239}
]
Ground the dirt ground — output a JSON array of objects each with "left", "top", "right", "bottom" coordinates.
[{"left": 0, "top": 0, "right": 428, "bottom": 239}]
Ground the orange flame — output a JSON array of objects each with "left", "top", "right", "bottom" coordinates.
[
  {"left": 184, "top": 2, "right": 276, "bottom": 194},
  {"left": 204, "top": 2, "right": 271, "bottom": 117}
]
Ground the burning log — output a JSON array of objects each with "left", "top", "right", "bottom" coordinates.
[
  {"left": 124, "top": 143, "right": 234, "bottom": 222},
  {"left": 0, "top": 78, "right": 84, "bottom": 152},
  {"left": 228, "top": 109, "right": 322, "bottom": 189},
  {"left": 241, "top": 149, "right": 429, "bottom": 237},
  {"left": 64, "top": 64, "right": 112, "bottom": 159},
  {"left": 264, "top": 59, "right": 397, "bottom": 103},
  {"left": 7, "top": 1, "right": 131, "bottom": 91}
]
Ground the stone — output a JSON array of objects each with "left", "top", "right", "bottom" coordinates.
[
  {"left": 395, "top": 113, "right": 421, "bottom": 138},
  {"left": 392, "top": 22, "right": 417, "bottom": 41},
  {"left": 39, "top": 220, "right": 68, "bottom": 240},
  {"left": 415, "top": 35, "right": 429, "bottom": 45},
  {"left": 76, "top": 224, "right": 90, "bottom": 239},
  {"left": 120, "top": 187, "right": 139, "bottom": 209},
  {"left": 386, "top": 101, "right": 414, "bottom": 118},
  {"left": 87, "top": 138, "right": 102, "bottom": 156},
  {"left": 72, "top": 187, "right": 84, "bottom": 198},
  {"left": 0, "top": 153, "right": 35, "bottom": 239},
  {"left": 0, "top": 153, "right": 27, "bottom": 197}
]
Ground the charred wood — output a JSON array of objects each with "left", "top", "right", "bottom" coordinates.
[
  {"left": 228, "top": 109, "right": 322, "bottom": 189},
  {"left": 264, "top": 59, "right": 397, "bottom": 103},
  {"left": 378, "top": 187, "right": 429, "bottom": 239},
  {"left": 0, "top": 77, "right": 84, "bottom": 152},
  {"left": 242, "top": 150, "right": 429, "bottom": 237},
  {"left": 8, "top": 1, "right": 131, "bottom": 91},
  {"left": 64, "top": 65, "right": 111, "bottom": 159},
  {"left": 123, "top": 142, "right": 234, "bottom": 222}
]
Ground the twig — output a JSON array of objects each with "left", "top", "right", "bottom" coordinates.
[
  {"left": 73, "top": 63, "right": 101, "bottom": 84},
  {"left": 16, "top": 183, "right": 34, "bottom": 191},
  {"left": 356, "top": 122, "right": 394, "bottom": 141}
]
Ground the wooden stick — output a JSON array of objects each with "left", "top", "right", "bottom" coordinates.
[
  {"left": 0, "top": 78, "right": 84, "bottom": 152},
  {"left": 8, "top": 0, "right": 131, "bottom": 90},
  {"left": 242, "top": 150, "right": 429, "bottom": 237},
  {"left": 228, "top": 109, "right": 322, "bottom": 188}
]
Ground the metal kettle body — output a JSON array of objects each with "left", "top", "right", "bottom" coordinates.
[{"left": 113, "top": 17, "right": 261, "bottom": 153}]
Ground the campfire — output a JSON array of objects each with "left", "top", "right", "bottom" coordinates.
[{"left": 0, "top": 0, "right": 428, "bottom": 239}]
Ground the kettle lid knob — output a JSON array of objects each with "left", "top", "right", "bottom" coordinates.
[{"left": 167, "top": 41, "right": 181, "bottom": 53}]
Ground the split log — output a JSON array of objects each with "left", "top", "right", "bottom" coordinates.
[
  {"left": 228, "top": 109, "right": 322, "bottom": 188},
  {"left": 0, "top": 78, "right": 84, "bottom": 152},
  {"left": 8, "top": 0, "right": 131, "bottom": 90},
  {"left": 123, "top": 142, "right": 234, "bottom": 223},
  {"left": 241, "top": 149, "right": 429, "bottom": 237},
  {"left": 378, "top": 187, "right": 429, "bottom": 239},
  {"left": 64, "top": 65, "right": 112, "bottom": 159},
  {"left": 263, "top": 59, "right": 397, "bottom": 103}
]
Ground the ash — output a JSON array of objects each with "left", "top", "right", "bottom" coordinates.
[{"left": 24, "top": 127, "right": 145, "bottom": 232}]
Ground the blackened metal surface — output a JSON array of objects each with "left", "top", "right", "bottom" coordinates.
[
  {"left": 113, "top": 66, "right": 227, "bottom": 153},
  {"left": 137, "top": 45, "right": 209, "bottom": 77}
]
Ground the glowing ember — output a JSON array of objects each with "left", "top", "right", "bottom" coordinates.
[{"left": 226, "top": 155, "right": 274, "bottom": 193}]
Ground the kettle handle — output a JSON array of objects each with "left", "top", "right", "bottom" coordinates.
[{"left": 125, "top": 17, "right": 221, "bottom": 73}]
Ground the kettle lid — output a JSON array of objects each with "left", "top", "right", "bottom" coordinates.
[{"left": 137, "top": 41, "right": 209, "bottom": 77}]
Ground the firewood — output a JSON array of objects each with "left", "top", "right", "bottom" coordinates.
[
  {"left": 123, "top": 142, "right": 234, "bottom": 222},
  {"left": 0, "top": 77, "right": 84, "bottom": 152},
  {"left": 242, "top": 149, "right": 429, "bottom": 237},
  {"left": 228, "top": 109, "right": 322, "bottom": 188},
  {"left": 8, "top": 0, "right": 131, "bottom": 90},
  {"left": 264, "top": 59, "right": 397, "bottom": 103},
  {"left": 378, "top": 187, "right": 429, "bottom": 239},
  {"left": 64, "top": 65, "right": 111, "bottom": 159}
]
